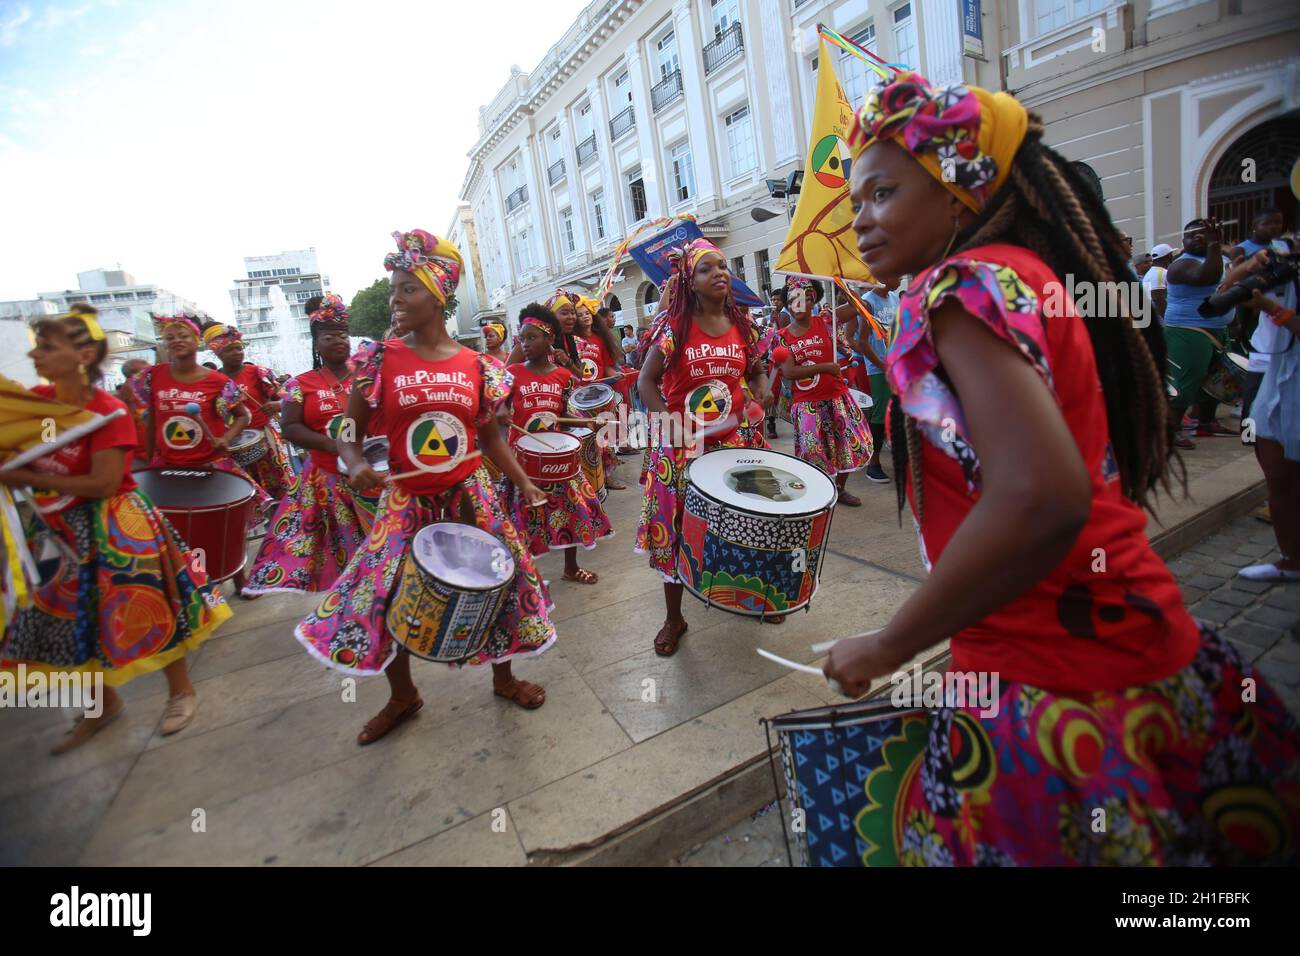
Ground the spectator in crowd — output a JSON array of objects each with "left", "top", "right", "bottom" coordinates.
[{"left": 1143, "top": 242, "right": 1176, "bottom": 321}]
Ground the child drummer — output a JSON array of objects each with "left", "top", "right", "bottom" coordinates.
[
  {"left": 500, "top": 303, "right": 613, "bottom": 585},
  {"left": 296, "top": 229, "right": 556, "bottom": 745}
]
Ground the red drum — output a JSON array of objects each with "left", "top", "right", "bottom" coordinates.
[
  {"left": 134, "top": 468, "right": 257, "bottom": 583},
  {"left": 515, "top": 432, "right": 581, "bottom": 485}
]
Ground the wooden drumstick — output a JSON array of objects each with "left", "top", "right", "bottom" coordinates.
[
  {"left": 384, "top": 449, "right": 483, "bottom": 483},
  {"left": 508, "top": 422, "right": 563, "bottom": 450}
]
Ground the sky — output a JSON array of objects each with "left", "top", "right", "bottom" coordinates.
[{"left": 0, "top": 0, "right": 590, "bottom": 319}]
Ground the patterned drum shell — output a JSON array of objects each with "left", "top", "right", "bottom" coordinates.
[
  {"left": 384, "top": 523, "right": 515, "bottom": 663},
  {"left": 563, "top": 425, "right": 605, "bottom": 501},
  {"left": 676, "top": 448, "right": 836, "bottom": 617},
  {"left": 230, "top": 428, "right": 269, "bottom": 467}
]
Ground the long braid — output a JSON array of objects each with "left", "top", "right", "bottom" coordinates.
[{"left": 889, "top": 114, "right": 1181, "bottom": 520}]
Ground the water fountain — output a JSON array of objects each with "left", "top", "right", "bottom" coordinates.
[{"left": 252, "top": 284, "right": 315, "bottom": 376}]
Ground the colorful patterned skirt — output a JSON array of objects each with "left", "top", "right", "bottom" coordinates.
[
  {"left": 791, "top": 392, "right": 873, "bottom": 477},
  {"left": 295, "top": 466, "right": 556, "bottom": 676},
  {"left": 501, "top": 473, "right": 613, "bottom": 556},
  {"left": 243, "top": 460, "right": 375, "bottom": 595},
  {"left": 244, "top": 422, "right": 297, "bottom": 500},
  {"left": 1, "top": 492, "right": 232, "bottom": 687},
  {"left": 857, "top": 627, "right": 1300, "bottom": 866},
  {"left": 635, "top": 428, "right": 769, "bottom": 582}
]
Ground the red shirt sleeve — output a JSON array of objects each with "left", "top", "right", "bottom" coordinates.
[{"left": 88, "top": 396, "right": 138, "bottom": 455}]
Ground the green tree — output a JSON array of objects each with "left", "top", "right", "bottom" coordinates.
[{"left": 349, "top": 278, "right": 392, "bottom": 339}]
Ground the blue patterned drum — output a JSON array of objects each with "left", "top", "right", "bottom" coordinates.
[
  {"left": 770, "top": 697, "right": 930, "bottom": 867},
  {"left": 677, "top": 448, "right": 836, "bottom": 617},
  {"left": 385, "top": 522, "right": 515, "bottom": 663}
]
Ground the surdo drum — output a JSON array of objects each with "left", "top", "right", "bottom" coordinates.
[
  {"left": 229, "top": 428, "right": 269, "bottom": 468},
  {"left": 677, "top": 448, "right": 837, "bottom": 618},
  {"left": 134, "top": 468, "right": 258, "bottom": 583},
  {"left": 385, "top": 523, "right": 516, "bottom": 663},
  {"left": 562, "top": 425, "right": 605, "bottom": 501},
  {"left": 515, "top": 432, "right": 582, "bottom": 485}
]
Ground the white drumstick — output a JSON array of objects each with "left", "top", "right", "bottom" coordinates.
[
  {"left": 757, "top": 648, "right": 849, "bottom": 696},
  {"left": 385, "top": 449, "right": 483, "bottom": 483},
  {"left": 810, "top": 629, "right": 881, "bottom": 655}
]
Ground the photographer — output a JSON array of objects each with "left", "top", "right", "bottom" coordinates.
[
  {"left": 1239, "top": 287, "right": 1299, "bottom": 583},
  {"left": 1227, "top": 209, "right": 1296, "bottom": 423}
]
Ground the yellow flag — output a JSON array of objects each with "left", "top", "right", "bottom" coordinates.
[{"left": 776, "top": 39, "right": 874, "bottom": 283}]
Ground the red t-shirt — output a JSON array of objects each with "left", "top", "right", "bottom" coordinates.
[
  {"left": 506, "top": 363, "right": 573, "bottom": 441},
  {"left": 358, "top": 340, "right": 506, "bottom": 497},
  {"left": 577, "top": 333, "right": 616, "bottom": 382},
  {"left": 895, "top": 243, "right": 1200, "bottom": 693},
  {"left": 659, "top": 320, "right": 750, "bottom": 444},
  {"left": 133, "top": 365, "right": 241, "bottom": 467},
  {"left": 285, "top": 368, "right": 352, "bottom": 474},
  {"left": 775, "top": 315, "right": 848, "bottom": 404},
  {"left": 28, "top": 386, "right": 137, "bottom": 515},
  {"left": 230, "top": 363, "right": 279, "bottom": 429}
]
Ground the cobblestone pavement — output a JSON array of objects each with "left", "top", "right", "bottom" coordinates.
[{"left": 677, "top": 511, "right": 1300, "bottom": 867}]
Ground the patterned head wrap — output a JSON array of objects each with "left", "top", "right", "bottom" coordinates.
[
  {"left": 848, "top": 70, "right": 1028, "bottom": 213},
  {"left": 202, "top": 323, "right": 244, "bottom": 352},
  {"left": 383, "top": 229, "right": 463, "bottom": 306},
  {"left": 520, "top": 315, "right": 553, "bottom": 335},
  {"left": 309, "top": 292, "right": 350, "bottom": 326},
  {"left": 659, "top": 238, "right": 728, "bottom": 313},
  {"left": 545, "top": 290, "right": 576, "bottom": 312},
  {"left": 155, "top": 314, "right": 202, "bottom": 340}
]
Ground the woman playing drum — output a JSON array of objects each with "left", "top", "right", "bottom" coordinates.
[
  {"left": 825, "top": 71, "right": 1299, "bottom": 864},
  {"left": 500, "top": 303, "right": 613, "bottom": 585},
  {"left": 204, "top": 322, "right": 296, "bottom": 501},
  {"left": 636, "top": 238, "right": 775, "bottom": 656},
  {"left": 576, "top": 294, "right": 635, "bottom": 476},
  {"left": 0, "top": 312, "right": 231, "bottom": 753},
  {"left": 132, "top": 314, "right": 270, "bottom": 595},
  {"left": 243, "top": 295, "right": 375, "bottom": 595},
  {"left": 771, "top": 276, "right": 873, "bottom": 507},
  {"left": 296, "top": 229, "right": 555, "bottom": 745}
]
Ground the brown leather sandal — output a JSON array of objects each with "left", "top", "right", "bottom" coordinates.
[
  {"left": 763, "top": 615, "right": 787, "bottom": 625},
  {"left": 654, "top": 619, "right": 688, "bottom": 656},
  {"left": 493, "top": 677, "right": 546, "bottom": 709},
  {"left": 357, "top": 696, "right": 423, "bottom": 746},
  {"left": 562, "top": 567, "right": 599, "bottom": 584}
]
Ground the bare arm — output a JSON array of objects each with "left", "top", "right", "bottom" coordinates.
[
  {"left": 281, "top": 399, "right": 335, "bottom": 455},
  {"left": 825, "top": 299, "right": 1092, "bottom": 695},
  {"left": 0, "top": 448, "right": 128, "bottom": 500},
  {"left": 477, "top": 420, "right": 544, "bottom": 506}
]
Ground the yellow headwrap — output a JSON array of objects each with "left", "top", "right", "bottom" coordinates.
[
  {"left": 545, "top": 290, "right": 576, "bottom": 312},
  {"left": 483, "top": 321, "right": 506, "bottom": 342},
  {"left": 848, "top": 71, "right": 1028, "bottom": 212}
]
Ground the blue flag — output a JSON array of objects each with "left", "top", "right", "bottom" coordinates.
[{"left": 627, "top": 220, "right": 765, "bottom": 309}]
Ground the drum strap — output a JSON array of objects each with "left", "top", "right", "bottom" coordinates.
[{"left": 1190, "top": 327, "right": 1226, "bottom": 352}]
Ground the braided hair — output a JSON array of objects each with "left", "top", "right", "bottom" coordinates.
[
  {"left": 890, "top": 113, "right": 1179, "bottom": 519},
  {"left": 660, "top": 253, "right": 758, "bottom": 376}
]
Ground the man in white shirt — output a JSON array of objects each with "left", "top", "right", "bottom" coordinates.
[{"left": 1142, "top": 242, "right": 1176, "bottom": 320}]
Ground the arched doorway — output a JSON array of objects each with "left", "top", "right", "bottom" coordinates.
[
  {"left": 606, "top": 293, "right": 622, "bottom": 311},
  {"left": 1206, "top": 112, "right": 1300, "bottom": 238}
]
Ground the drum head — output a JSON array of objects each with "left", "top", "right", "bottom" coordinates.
[
  {"left": 134, "top": 468, "right": 256, "bottom": 507},
  {"left": 517, "top": 432, "right": 580, "bottom": 454},
  {"left": 562, "top": 425, "right": 594, "bottom": 441},
  {"left": 411, "top": 522, "right": 514, "bottom": 591},
  {"left": 1227, "top": 352, "right": 1249, "bottom": 371},
  {"left": 687, "top": 448, "right": 836, "bottom": 516},
  {"left": 849, "top": 388, "right": 874, "bottom": 409},
  {"left": 362, "top": 437, "right": 390, "bottom": 471},
  {"left": 570, "top": 383, "right": 614, "bottom": 411},
  {"left": 231, "top": 429, "right": 262, "bottom": 449}
]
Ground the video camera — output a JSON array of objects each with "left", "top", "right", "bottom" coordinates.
[{"left": 1198, "top": 249, "right": 1300, "bottom": 317}]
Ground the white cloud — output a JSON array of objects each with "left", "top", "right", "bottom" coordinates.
[
  {"left": 38, "top": 3, "right": 94, "bottom": 32},
  {"left": 0, "top": 4, "right": 32, "bottom": 47}
]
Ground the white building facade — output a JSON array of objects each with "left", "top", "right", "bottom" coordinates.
[
  {"left": 456, "top": 0, "right": 996, "bottom": 336},
  {"left": 229, "top": 249, "right": 329, "bottom": 370}
]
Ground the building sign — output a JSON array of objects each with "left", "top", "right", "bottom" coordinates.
[{"left": 962, "top": 0, "right": 984, "bottom": 57}]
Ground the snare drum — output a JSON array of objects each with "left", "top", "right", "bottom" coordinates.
[
  {"left": 848, "top": 388, "right": 874, "bottom": 414},
  {"left": 385, "top": 522, "right": 516, "bottom": 663},
  {"left": 769, "top": 697, "right": 929, "bottom": 867},
  {"left": 230, "top": 429, "right": 268, "bottom": 467},
  {"left": 562, "top": 425, "right": 605, "bottom": 501},
  {"left": 1201, "top": 351, "right": 1250, "bottom": 405},
  {"left": 337, "top": 437, "right": 391, "bottom": 479},
  {"left": 678, "top": 448, "right": 837, "bottom": 617},
  {"left": 134, "top": 468, "right": 258, "bottom": 582},
  {"left": 569, "top": 383, "right": 618, "bottom": 422},
  {"left": 515, "top": 431, "right": 581, "bottom": 485}
]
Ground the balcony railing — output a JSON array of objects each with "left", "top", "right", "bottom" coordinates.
[
  {"left": 548, "top": 158, "right": 566, "bottom": 185},
  {"left": 609, "top": 105, "right": 635, "bottom": 141},
  {"left": 651, "top": 69, "right": 683, "bottom": 113},
  {"left": 703, "top": 22, "right": 744, "bottom": 75},
  {"left": 505, "top": 184, "right": 528, "bottom": 212},
  {"left": 576, "top": 134, "right": 598, "bottom": 167}
]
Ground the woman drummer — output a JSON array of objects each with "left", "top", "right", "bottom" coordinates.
[
  {"left": 636, "top": 238, "right": 775, "bottom": 656},
  {"left": 297, "top": 229, "right": 555, "bottom": 745},
  {"left": 771, "top": 276, "right": 873, "bottom": 507},
  {"left": 0, "top": 311, "right": 231, "bottom": 753},
  {"left": 576, "top": 294, "right": 637, "bottom": 466},
  {"left": 825, "top": 71, "right": 1299, "bottom": 864},
  {"left": 243, "top": 294, "right": 375, "bottom": 595},
  {"left": 132, "top": 314, "right": 270, "bottom": 593},
  {"left": 204, "top": 322, "right": 296, "bottom": 501},
  {"left": 501, "top": 303, "right": 612, "bottom": 585},
  {"left": 482, "top": 321, "right": 510, "bottom": 365}
]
